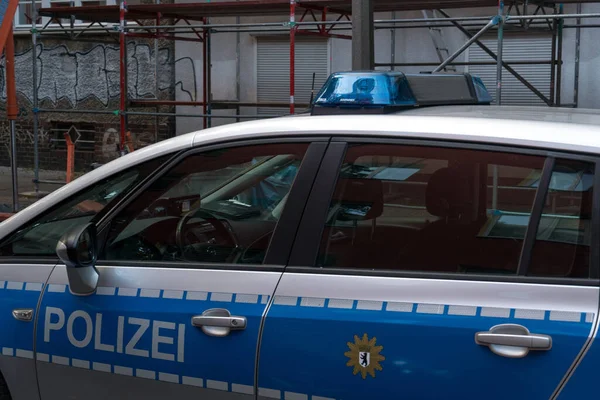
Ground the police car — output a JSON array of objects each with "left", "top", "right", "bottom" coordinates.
[{"left": 0, "top": 71, "right": 598, "bottom": 400}]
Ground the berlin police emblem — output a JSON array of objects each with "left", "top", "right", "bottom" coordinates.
[{"left": 344, "top": 333, "right": 385, "bottom": 379}]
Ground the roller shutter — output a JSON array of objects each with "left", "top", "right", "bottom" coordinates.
[
  {"left": 467, "top": 35, "right": 552, "bottom": 105},
  {"left": 257, "top": 36, "right": 329, "bottom": 116}
]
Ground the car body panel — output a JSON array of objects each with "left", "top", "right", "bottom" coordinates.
[
  {"left": 556, "top": 320, "right": 600, "bottom": 399},
  {"left": 35, "top": 265, "right": 281, "bottom": 399},
  {"left": 259, "top": 273, "right": 598, "bottom": 399}
]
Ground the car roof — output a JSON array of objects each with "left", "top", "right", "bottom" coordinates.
[
  {"left": 399, "top": 105, "right": 600, "bottom": 126},
  {"left": 1, "top": 105, "right": 599, "bottom": 236},
  {"left": 191, "top": 105, "right": 600, "bottom": 156}
]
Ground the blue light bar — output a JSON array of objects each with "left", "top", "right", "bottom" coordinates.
[{"left": 311, "top": 71, "right": 492, "bottom": 115}]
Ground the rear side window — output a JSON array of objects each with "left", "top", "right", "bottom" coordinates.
[
  {"left": 316, "top": 144, "right": 595, "bottom": 279},
  {"left": 529, "top": 159, "right": 594, "bottom": 278},
  {"left": 0, "top": 155, "right": 170, "bottom": 257}
]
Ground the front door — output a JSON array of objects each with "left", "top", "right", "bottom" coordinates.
[
  {"left": 35, "top": 139, "right": 324, "bottom": 399},
  {"left": 258, "top": 140, "right": 600, "bottom": 399},
  {"left": 0, "top": 263, "right": 52, "bottom": 400},
  {"left": 0, "top": 153, "right": 172, "bottom": 400}
]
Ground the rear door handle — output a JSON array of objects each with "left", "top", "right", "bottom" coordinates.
[
  {"left": 192, "top": 308, "right": 246, "bottom": 337},
  {"left": 12, "top": 309, "right": 33, "bottom": 322},
  {"left": 475, "top": 324, "right": 552, "bottom": 358}
]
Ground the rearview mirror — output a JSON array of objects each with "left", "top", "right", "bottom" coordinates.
[{"left": 56, "top": 223, "right": 99, "bottom": 296}]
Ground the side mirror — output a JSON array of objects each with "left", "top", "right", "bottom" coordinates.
[{"left": 56, "top": 223, "right": 99, "bottom": 296}]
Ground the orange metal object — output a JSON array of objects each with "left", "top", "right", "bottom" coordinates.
[
  {"left": 125, "top": 131, "right": 134, "bottom": 153},
  {"left": 0, "top": 0, "right": 19, "bottom": 55},
  {"left": 64, "top": 132, "right": 75, "bottom": 183},
  {"left": 5, "top": 25, "right": 17, "bottom": 120},
  {"left": 0, "top": 212, "right": 14, "bottom": 221}
]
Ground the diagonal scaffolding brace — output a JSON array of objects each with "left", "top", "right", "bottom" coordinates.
[
  {"left": 433, "top": 16, "right": 499, "bottom": 73},
  {"left": 437, "top": 8, "right": 552, "bottom": 106}
]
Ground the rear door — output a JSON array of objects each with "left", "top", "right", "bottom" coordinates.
[
  {"left": 34, "top": 138, "right": 327, "bottom": 399},
  {"left": 258, "top": 139, "right": 599, "bottom": 400}
]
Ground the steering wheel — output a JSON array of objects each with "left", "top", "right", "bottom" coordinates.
[{"left": 175, "top": 208, "right": 239, "bottom": 262}]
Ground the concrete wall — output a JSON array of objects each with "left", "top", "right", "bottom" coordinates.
[{"left": 174, "top": 3, "right": 600, "bottom": 135}]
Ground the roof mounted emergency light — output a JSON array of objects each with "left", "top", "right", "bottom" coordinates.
[{"left": 310, "top": 71, "right": 493, "bottom": 115}]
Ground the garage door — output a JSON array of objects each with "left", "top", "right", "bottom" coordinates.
[
  {"left": 257, "top": 36, "right": 329, "bottom": 115},
  {"left": 467, "top": 36, "right": 552, "bottom": 105}
]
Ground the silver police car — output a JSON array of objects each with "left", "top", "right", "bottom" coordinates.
[{"left": 0, "top": 72, "right": 598, "bottom": 400}]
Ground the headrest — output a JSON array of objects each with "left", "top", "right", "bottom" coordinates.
[
  {"left": 426, "top": 165, "right": 475, "bottom": 220},
  {"left": 333, "top": 178, "right": 384, "bottom": 221}
]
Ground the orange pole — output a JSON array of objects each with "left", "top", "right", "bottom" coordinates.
[
  {"left": 64, "top": 132, "right": 75, "bottom": 183},
  {"left": 125, "top": 131, "right": 134, "bottom": 153}
]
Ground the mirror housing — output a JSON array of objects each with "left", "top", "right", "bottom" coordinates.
[{"left": 56, "top": 223, "right": 99, "bottom": 296}]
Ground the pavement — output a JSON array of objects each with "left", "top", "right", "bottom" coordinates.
[{"left": 0, "top": 167, "right": 69, "bottom": 213}]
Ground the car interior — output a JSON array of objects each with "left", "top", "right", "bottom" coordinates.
[
  {"left": 318, "top": 145, "right": 592, "bottom": 278},
  {"left": 100, "top": 144, "right": 308, "bottom": 265}
]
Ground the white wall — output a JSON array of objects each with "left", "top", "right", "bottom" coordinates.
[
  {"left": 562, "top": 3, "right": 600, "bottom": 109},
  {"left": 175, "top": 3, "right": 600, "bottom": 135}
]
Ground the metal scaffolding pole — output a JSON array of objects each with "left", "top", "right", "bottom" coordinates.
[
  {"left": 556, "top": 3, "right": 564, "bottom": 106},
  {"left": 7, "top": 26, "right": 18, "bottom": 212},
  {"left": 496, "top": 0, "right": 504, "bottom": 105},
  {"left": 207, "top": 16, "right": 212, "bottom": 127},
  {"left": 32, "top": 0, "right": 39, "bottom": 194},
  {"left": 433, "top": 16, "right": 499, "bottom": 73},
  {"left": 390, "top": 11, "right": 396, "bottom": 70},
  {"left": 119, "top": 0, "right": 127, "bottom": 155},
  {"left": 290, "top": 0, "right": 296, "bottom": 114},
  {"left": 352, "top": 0, "right": 374, "bottom": 70},
  {"left": 550, "top": 8, "right": 557, "bottom": 105},
  {"left": 30, "top": 12, "right": 600, "bottom": 34},
  {"left": 203, "top": 17, "right": 208, "bottom": 129},
  {"left": 574, "top": 3, "right": 582, "bottom": 107},
  {"left": 126, "top": 111, "right": 282, "bottom": 118},
  {"left": 154, "top": 0, "right": 160, "bottom": 143}
]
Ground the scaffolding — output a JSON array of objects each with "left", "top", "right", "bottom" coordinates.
[{"left": 18, "top": 0, "right": 600, "bottom": 195}]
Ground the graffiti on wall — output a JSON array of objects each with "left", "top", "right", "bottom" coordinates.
[{"left": 0, "top": 42, "right": 197, "bottom": 107}]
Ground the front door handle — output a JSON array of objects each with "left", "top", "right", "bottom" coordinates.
[
  {"left": 192, "top": 308, "right": 246, "bottom": 337},
  {"left": 475, "top": 324, "right": 552, "bottom": 358}
]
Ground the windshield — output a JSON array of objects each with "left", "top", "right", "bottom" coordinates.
[{"left": 0, "top": 155, "right": 170, "bottom": 257}]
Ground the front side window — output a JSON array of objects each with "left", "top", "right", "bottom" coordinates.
[
  {"left": 317, "top": 144, "right": 550, "bottom": 275},
  {"left": 0, "top": 155, "right": 170, "bottom": 257},
  {"left": 100, "top": 143, "right": 309, "bottom": 265}
]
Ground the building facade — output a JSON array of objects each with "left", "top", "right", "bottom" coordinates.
[{"left": 2, "top": 1, "right": 599, "bottom": 170}]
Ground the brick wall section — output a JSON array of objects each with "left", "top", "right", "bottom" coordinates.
[{"left": 0, "top": 117, "right": 175, "bottom": 171}]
